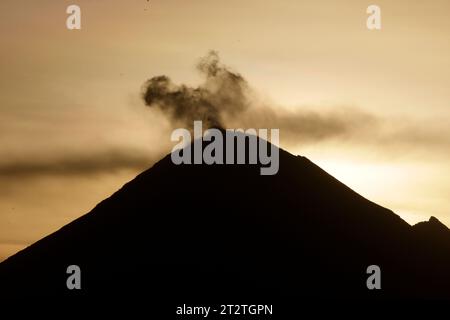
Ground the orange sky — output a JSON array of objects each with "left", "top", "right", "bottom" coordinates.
[{"left": 1, "top": 0, "right": 450, "bottom": 261}]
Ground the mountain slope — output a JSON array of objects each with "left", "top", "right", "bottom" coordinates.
[{"left": 1, "top": 137, "right": 449, "bottom": 300}]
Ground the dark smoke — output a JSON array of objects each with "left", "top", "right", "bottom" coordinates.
[
  {"left": 0, "top": 149, "right": 154, "bottom": 177},
  {"left": 142, "top": 51, "right": 249, "bottom": 129},
  {"left": 142, "top": 51, "right": 450, "bottom": 151},
  {"left": 141, "top": 51, "right": 381, "bottom": 145}
]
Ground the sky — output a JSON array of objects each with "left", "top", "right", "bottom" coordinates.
[{"left": 1, "top": 0, "right": 450, "bottom": 261}]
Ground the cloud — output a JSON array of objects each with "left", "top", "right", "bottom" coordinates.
[
  {"left": 141, "top": 51, "right": 379, "bottom": 145},
  {"left": 142, "top": 50, "right": 250, "bottom": 129},
  {"left": 2, "top": 51, "right": 450, "bottom": 178},
  {"left": 227, "top": 105, "right": 379, "bottom": 145},
  {"left": 0, "top": 149, "right": 154, "bottom": 177},
  {"left": 142, "top": 51, "right": 450, "bottom": 154}
]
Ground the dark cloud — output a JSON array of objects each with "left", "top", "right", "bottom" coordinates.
[
  {"left": 142, "top": 50, "right": 249, "bottom": 129},
  {"left": 141, "top": 51, "right": 380, "bottom": 144},
  {"left": 141, "top": 51, "right": 450, "bottom": 154},
  {"left": 0, "top": 149, "right": 154, "bottom": 177},
  {"left": 2, "top": 52, "right": 448, "bottom": 178},
  {"left": 229, "top": 106, "right": 379, "bottom": 145}
]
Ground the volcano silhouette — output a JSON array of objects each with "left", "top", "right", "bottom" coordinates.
[{"left": 1, "top": 133, "right": 450, "bottom": 301}]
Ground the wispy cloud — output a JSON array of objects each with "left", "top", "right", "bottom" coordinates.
[{"left": 0, "top": 149, "right": 155, "bottom": 177}]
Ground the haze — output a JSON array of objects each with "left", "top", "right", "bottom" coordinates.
[{"left": 1, "top": 0, "right": 450, "bottom": 260}]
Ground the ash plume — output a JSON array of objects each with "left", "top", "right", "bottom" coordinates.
[
  {"left": 141, "top": 51, "right": 381, "bottom": 145},
  {"left": 142, "top": 51, "right": 249, "bottom": 129}
]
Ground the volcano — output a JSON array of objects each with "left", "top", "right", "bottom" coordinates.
[{"left": 1, "top": 134, "right": 450, "bottom": 302}]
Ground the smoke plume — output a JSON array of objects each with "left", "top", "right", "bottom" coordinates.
[
  {"left": 142, "top": 51, "right": 249, "bottom": 129},
  {"left": 142, "top": 51, "right": 381, "bottom": 145}
]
